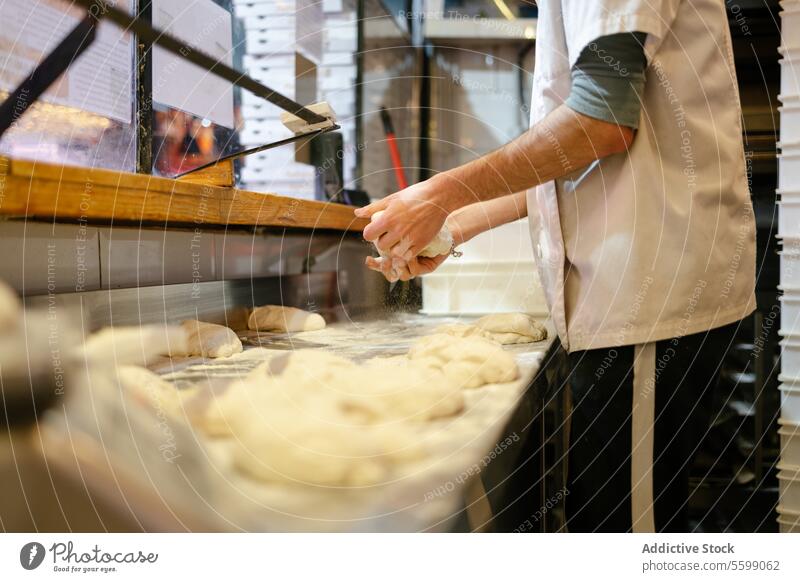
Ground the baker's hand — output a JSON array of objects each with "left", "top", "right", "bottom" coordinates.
[
  {"left": 364, "top": 256, "right": 406, "bottom": 282},
  {"left": 355, "top": 181, "right": 450, "bottom": 260},
  {"left": 365, "top": 254, "right": 448, "bottom": 282}
]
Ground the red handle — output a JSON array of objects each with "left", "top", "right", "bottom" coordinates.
[{"left": 385, "top": 133, "right": 408, "bottom": 190}]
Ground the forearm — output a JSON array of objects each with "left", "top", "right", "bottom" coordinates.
[
  {"left": 430, "top": 105, "right": 634, "bottom": 213},
  {"left": 447, "top": 191, "right": 528, "bottom": 245}
]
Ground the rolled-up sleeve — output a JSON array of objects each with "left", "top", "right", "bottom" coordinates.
[
  {"left": 560, "top": 0, "right": 682, "bottom": 67},
  {"left": 565, "top": 32, "right": 647, "bottom": 129}
]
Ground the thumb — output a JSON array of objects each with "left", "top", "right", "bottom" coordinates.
[{"left": 354, "top": 196, "right": 391, "bottom": 218}]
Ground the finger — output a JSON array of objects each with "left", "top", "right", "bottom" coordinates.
[
  {"left": 406, "top": 259, "right": 424, "bottom": 278},
  {"left": 396, "top": 263, "right": 414, "bottom": 281},
  {"left": 362, "top": 210, "right": 391, "bottom": 242},
  {"left": 362, "top": 221, "right": 386, "bottom": 243},
  {"left": 385, "top": 263, "right": 400, "bottom": 282},
  {"left": 365, "top": 256, "right": 382, "bottom": 271},
  {"left": 354, "top": 196, "right": 390, "bottom": 218},
  {"left": 412, "top": 256, "right": 443, "bottom": 276},
  {"left": 409, "top": 257, "right": 432, "bottom": 277},
  {"left": 391, "top": 237, "right": 414, "bottom": 261},
  {"left": 366, "top": 256, "right": 398, "bottom": 282},
  {"left": 379, "top": 257, "right": 402, "bottom": 280},
  {"left": 371, "top": 256, "right": 397, "bottom": 279},
  {"left": 375, "top": 231, "right": 402, "bottom": 255}
]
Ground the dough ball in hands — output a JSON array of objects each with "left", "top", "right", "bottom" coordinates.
[
  {"left": 474, "top": 313, "right": 547, "bottom": 344},
  {"left": 408, "top": 334, "right": 519, "bottom": 389},
  {"left": 370, "top": 210, "right": 453, "bottom": 258},
  {"left": 168, "top": 320, "right": 243, "bottom": 358},
  {"left": 248, "top": 305, "right": 326, "bottom": 333}
]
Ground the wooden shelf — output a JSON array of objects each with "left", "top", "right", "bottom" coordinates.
[{"left": 0, "top": 157, "right": 367, "bottom": 232}]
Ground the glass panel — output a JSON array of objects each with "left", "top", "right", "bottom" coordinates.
[
  {"left": 0, "top": 0, "right": 137, "bottom": 172},
  {"left": 150, "top": 0, "right": 240, "bottom": 177}
]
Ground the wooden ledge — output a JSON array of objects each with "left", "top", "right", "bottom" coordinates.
[{"left": 0, "top": 157, "right": 367, "bottom": 232}]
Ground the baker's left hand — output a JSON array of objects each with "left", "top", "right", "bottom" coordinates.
[{"left": 355, "top": 181, "right": 451, "bottom": 260}]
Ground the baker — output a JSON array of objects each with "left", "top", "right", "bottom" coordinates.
[{"left": 357, "top": 0, "right": 756, "bottom": 532}]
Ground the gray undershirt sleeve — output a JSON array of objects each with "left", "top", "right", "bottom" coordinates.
[{"left": 565, "top": 32, "right": 648, "bottom": 129}]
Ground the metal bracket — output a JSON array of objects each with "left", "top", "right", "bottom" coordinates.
[{"left": 174, "top": 124, "right": 339, "bottom": 179}]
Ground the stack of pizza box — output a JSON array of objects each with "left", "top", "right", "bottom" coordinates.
[
  {"left": 778, "top": 0, "right": 800, "bottom": 533},
  {"left": 233, "top": 0, "right": 321, "bottom": 198}
]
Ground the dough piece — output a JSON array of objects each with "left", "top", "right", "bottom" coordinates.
[
  {"left": 224, "top": 381, "right": 425, "bottom": 485},
  {"left": 168, "top": 320, "right": 243, "bottom": 358},
  {"left": 232, "top": 406, "right": 391, "bottom": 486},
  {"left": 251, "top": 350, "right": 463, "bottom": 422},
  {"left": 194, "top": 350, "right": 446, "bottom": 485},
  {"left": 434, "top": 323, "right": 492, "bottom": 341},
  {"left": 418, "top": 226, "right": 453, "bottom": 257},
  {"left": 474, "top": 313, "right": 548, "bottom": 344},
  {"left": 200, "top": 379, "right": 261, "bottom": 436},
  {"left": 198, "top": 353, "right": 369, "bottom": 437},
  {"left": 200, "top": 350, "right": 462, "bottom": 454},
  {"left": 359, "top": 360, "right": 465, "bottom": 421},
  {"left": 371, "top": 210, "right": 453, "bottom": 257},
  {"left": 117, "top": 365, "right": 193, "bottom": 419},
  {"left": 257, "top": 349, "right": 357, "bottom": 380},
  {"left": 408, "top": 334, "right": 519, "bottom": 389},
  {"left": 248, "top": 305, "right": 326, "bottom": 333},
  {"left": 0, "top": 281, "right": 21, "bottom": 331},
  {"left": 78, "top": 325, "right": 187, "bottom": 366}
]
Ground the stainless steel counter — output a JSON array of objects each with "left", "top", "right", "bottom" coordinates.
[
  {"left": 13, "top": 313, "right": 556, "bottom": 532},
  {"left": 141, "top": 313, "right": 556, "bottom": 532}
]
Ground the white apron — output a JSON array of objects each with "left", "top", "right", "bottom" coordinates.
[
  {"left": 528, "top": 0, "right": 757, "bottom": 533},
  {"left": 528, "top": 0, "right": 756, "bottom": 353}
]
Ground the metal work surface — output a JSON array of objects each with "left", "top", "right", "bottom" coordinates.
[
  {"left": 0, "top": 311, "right": 560, "bottom": 533},
  {"left": 132, "top": 314, "right": 556, "bottom": 532}
]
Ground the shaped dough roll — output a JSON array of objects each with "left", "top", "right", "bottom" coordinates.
[
  {"left": 433, "top": 323, "right": 491, "bottom": 341},
  {"left": 474, "top": 313, "right": 547, "bottom": 344},
  {"left": 170, "top": 319, "right": 243, "bottom": 358},
  {"left": 248, "top": 305, "right": 326, "bottom": 332},
  {"left": 436, "top": 314, "right": 547, "bottom": 345}
]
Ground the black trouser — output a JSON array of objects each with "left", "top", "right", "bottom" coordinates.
[{"left": 564, "top": 322, "right": 739, "bottom": 532}]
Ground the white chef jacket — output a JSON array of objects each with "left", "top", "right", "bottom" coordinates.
[{"left": 527, "top": 0, "right": 757, "bottom": 353}]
